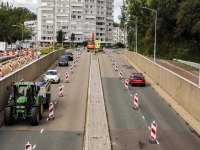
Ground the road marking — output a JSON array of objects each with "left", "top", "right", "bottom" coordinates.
[
  {"left": 46, "top": 118, "right": 49, "bottom": 121},
  {"left": 142, "top": 116, "right": 145, "bottom": 119},
  {"left": 148, "top": 126, "right": 151, "bottom": 130},
  {"left": 157, "top": 140, "right": 159, "bottom": 144},
  {"left": 55, "top": 101, "right": 57, "bottom": 104},
  {"left": 130, "top": 94, "right": 132, "bottom": 97},
  {"left": 40, "top": 129, "right": 43, "bottom": 133},
  {"left": 33, "top": 144, "right": 36, "bottom": 149}
]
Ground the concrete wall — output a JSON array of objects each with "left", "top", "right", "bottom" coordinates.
[
  {"left": 123, "top": 51, "right": 200, "bottom": 122},
  {"left": 0, "top": 49, "right": 65, "bottom": 111}
]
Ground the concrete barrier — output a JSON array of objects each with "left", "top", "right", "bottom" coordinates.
[
  {"left": 0, "top": 49, "right": 65, "bottom": 111},
  {"left": 123, "top": 51, "right": 200, "bottom": 122}
]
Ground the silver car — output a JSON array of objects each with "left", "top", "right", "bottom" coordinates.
[{"left": 44, "top": 70, "right": 60, "bottom": 83}]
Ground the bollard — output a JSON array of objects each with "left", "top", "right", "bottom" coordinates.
[
  {"left": 124, "top": 79, "right": 128, "bottom": 90},
  {"left": 110, "top": 55, "right": 112, "bottom": 61},
  {"left": 49, "top": 102, "right": 54, "bottom": 120},
  {"left": 59, "top": 83, "right": 64, "bottom": 97},
  {"left": 65, "top": 72, "right": 69, "bottom": 83},
  {"left": 18, "top": 57, "right": 21, "bottom": 68},
  {"left": 70, "top": 65, "right": 73, "bottom": 74},
  {"left": 149, "top": 120, "right": 157, "bottom": 144},
  {"left": 76, "top": 56, "right": 78, "bottom": 62},
  {"left": 119, "top": 69, "right": 123, "bottom": 79},
  {"left": 133, "top": 93, "right": 139, "bottom": 110},
  {"left": 25, "top": 56, "right": 27, "bottom": 64},
  {"left": 115, "top": 64, "right": 118, "bottom": 71},
  {"left": 9, "top": 60, "right": 12, "bottom": 72},
  {"left": 29, "top": 54, "right": 32, "bottom": 61},
  {"left": 0, "top": 64, "right": 2, "bottom": 77},
  {"left": 74, "top": 59, "right": 76, "bottom": 67},
  {"left": 25, "top": 142, "right": 32, "bottom": 150},
  {"left": 112, "top": 59, "right": 115, "bottom": 65}
]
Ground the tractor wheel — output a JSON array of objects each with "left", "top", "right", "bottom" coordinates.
[
  {"left": 39, "top": 102, "right": 43, "bottom": 119},
  {"left": 30, "top": 107, "right": 39, "bottom": 126},
  {"left": 4, "top": 107, "right": 13, "bottom": 125}
]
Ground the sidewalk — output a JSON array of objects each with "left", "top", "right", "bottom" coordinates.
[{"left": 84, "top": 53, "right": 111, "bottom": 150}]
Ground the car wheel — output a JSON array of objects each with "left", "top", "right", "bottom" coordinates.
[
  {"left": 67, "top": 63, "right": 68, "bottom": 66},
  {"left": 131, "top": 82, "right": 134, "bottom": 86}
]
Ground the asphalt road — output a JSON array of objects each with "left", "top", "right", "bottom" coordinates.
[
  {"left": 99, "top": 51, "right": 200, "bottom": 150},
  {"left": 0, "top": 50, "right": 90, "bottom": 150}
]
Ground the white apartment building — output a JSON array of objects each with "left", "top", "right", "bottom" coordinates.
[
  {"left": 24, "top": 20, "right": 37, "bottom": 42},
  {"left": 37, "top": 0, "right": 114, "bottom": 46},
  {"left": 113, "top": 27, "right": 125, "bottom": 44}
]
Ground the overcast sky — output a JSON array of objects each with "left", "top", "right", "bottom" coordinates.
[{"left": 2, "top": 0, "right": 123, "bottom": 23}]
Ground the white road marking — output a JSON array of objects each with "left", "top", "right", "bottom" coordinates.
[
  {"left": 142, "top": 116, "right": 145, "bottom": 119},
  {"left": 148, "top": 127, "right": 151, "bottom": 130},
  {"left": 55, "top": 101, "right": 57, "bottom": 104},
  {"left": 157, "top": 140, "right": 159, "bottom": 144},
  {"left": 33, "top": 144, "right": 36, "bottom": 149},
  {"left": 40, "top": 129, "right": 43, "bottom": 133},
  {"left": 46, "top": 118, "right": 49, "bottom": 121},
  {"left": 130, "top": 94, "right": 132, "bottom": 97}
]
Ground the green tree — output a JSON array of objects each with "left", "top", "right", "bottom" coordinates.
[
  {"left": 82, "top": 41, "right": 88, "bottom": 47},
  {"left": 113, "top": 22, "right": 119, "bottom": 27},
  {"left": 57, "top": 30, "right": 63, "bottom": 43}
]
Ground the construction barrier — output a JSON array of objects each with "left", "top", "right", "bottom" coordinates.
[
  {"left": 76, "top": 56, "right": 78, "bottom": 62},
  {"left": 133, "top": 93, "right": 139, "bottom": 110},
  {"left": 59, "top": 83, "right": 64, "bottom": 97},
  {"left": 119, "top": 69, "right": 123, "bottom": 79},
  {"left": 110, "top": 55, "right": 112, "bottom": 61},
  {"left": 65, "top": 72, "right": 69, "bottom": 83},
  {"left": 112, "top": 59, "right": 115, "bottom": 65},
  {"left": 125, "top": 79, "right": 128, "bottom": 90},
  {"left": 70, "top": 65, "right": 73, "bottom": 74},
  {"left": 9, "top": 60, "right": 12, "bottom": 72},
  {"left": 149, "top": 120, "right": 157, "bottom": 144},
  {"left": 115, "top": 64, "right": 118, "bottom": 71},
  {"left": 25, "top": 56, "right": 27, "bottom": 64},
  {"left": 0, "top": 64, "right": 2, "bottom": 77},
  {"left": 29, "top": 55, "right": 32, "bottom": 61},
  {"left": 25, "top": 142, "right": 32, "bottom": 150},
  {"left": 108, "top": 51, "right": 110, "bottom": 57},
  {"left": 74, "top": 60, "right": 76, "bottom": 67},
  {"left": 49, "top": 102, "right": 54, "bottom": 120},
  {"left": 18, "top": 57, "right": 21, "bottom": 68}
]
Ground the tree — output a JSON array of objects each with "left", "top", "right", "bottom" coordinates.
[
  {"left": 71, "top": 33, "right": 75, "bottom": 42},
  {"left": 57, "top": 30, "right": 63, "bottom": 43},
  {"left": 113, "top": 22, "right": 119, "bottom": 27},
  {"left": 82, "top": 41, "right": 88, "bottom": 47}
]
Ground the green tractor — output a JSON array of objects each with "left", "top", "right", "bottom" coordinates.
[{"left": 4, "top": 81, "right": 44, "bottom": 126}]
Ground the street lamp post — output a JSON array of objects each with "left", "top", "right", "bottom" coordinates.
[
  {"left": 142, "top": 7, "right": 157, "bottom": 62},
  {"left": 62, "top": 32, "right": 63, "bottom": 49}
]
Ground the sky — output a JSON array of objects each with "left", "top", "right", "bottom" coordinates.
[{"left": 2, "top": 0, "right": 123, "bottom": 23}]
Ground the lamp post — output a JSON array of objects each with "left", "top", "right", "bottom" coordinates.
[
  {"left": 12, "top": 25, "right": 23, "bottom": 42},
  {"left": 62, "top": 32, "right": 63, "bottom": 49},
  {"left": 142, "top": 7, "right": 157, "bottom": 62}
]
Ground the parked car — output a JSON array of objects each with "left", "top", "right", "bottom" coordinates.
[
  {"left": 112, "top": 46, "right": 118, "bottom": 49},
  {"left": 64, "top": 52, "right": 73, "bottom": 61},
  {"left": 44, "top": 70, "right": 60, "bottom": 83},
  {"left": 76, "top": 46, "right": 81, "bottom": 51},
  {"left": 129, "top": 73, "right": 145, "bottom": 86},
  {"left": 59, "top": 57, "right": 68, "bottom": 66}
]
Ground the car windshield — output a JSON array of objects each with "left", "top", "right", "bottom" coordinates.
[
  {"left": 134, "top": 76, "right": 143, "bottom": 79},
  {"left": 59, "top": 57, "right": 67, "bottom": 61},
  {"left": 64, "top": 52, "right": 72, "bottom": 55},
  {"left": 46, "top": 71, "right": 57, "bottom": 75}
]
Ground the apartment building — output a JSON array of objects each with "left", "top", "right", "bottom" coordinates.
[
  {"left": 37, "top": 0, "right": 114, "bottom": 46},
  {"left": 113, "top": 27, "right": 125, "bottom": 44},
  {"left": 24, "top": 20, "right": 37, "bottom": 42}
]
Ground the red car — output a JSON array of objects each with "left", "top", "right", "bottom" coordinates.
[{"left": 129, "top": 73, "right": 145, "bottom": 86}]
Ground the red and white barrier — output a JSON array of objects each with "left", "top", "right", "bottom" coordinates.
[
  {"left": 149, "top": 120, "right": 157, "bottom": 144},
  {"left": 0, "top": 64, "right": 2, "bottom": 77},
  {"left": 124, "top": 79, "right": 128, "bottom": 90},
  {"left": 115, "top": 64, "right": 118, "bottom": 71},
  {"left": 133, "top": 93, "right": 139, "bottom": 110},
  {"left": 76, "top": 56, "right": 78, "bottom": 62},
  {"left": 108, "top": 51, "right": 110, "bottom": 57},
  {"left": 119, "top": 69, "right": 123, "bottom": 79},
  {"left": 25, "top": 56, "right": 27, "bottom": 64},
  {"left": 78, "top": 52, "right": 80, "bottom": 58},
  {"left": 59, "top": 83, "right": 64, "bottom": 97},
  {"left": 110, "top": 55, "right": 112, "bottom": 61},
  {"left": 49, "top": 102, "right": 54, "bottom": 120},
  {"left": 25, "top": 142, "right": 32, "bottom": 150},
  {"left": 9, "top": 60, "right": 12, "bottom": 72},
  {"left": 29, "top": 55, "right": 32, "bottom": 61},
  {"left": 18, "top": 57, "right": 21, "bottom": 68},
  {"left": 73, "top": 60, "right": 76, "bottom": 67},
  {"left": 65, "top": 72, "right": 69, "bottom": 83},
  {"left": 70, "top": 65, "right": 73, "bottom": 74},
  {"left": 112, "top": 59, "right": 115, "bottom": 65}
]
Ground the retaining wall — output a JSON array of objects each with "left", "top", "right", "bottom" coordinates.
[
  {"left": 123, "top": 51, "right": 200, "bottom": 122},
  {"left": 0, "top": 49, "right": 65, "bottom": 111}
]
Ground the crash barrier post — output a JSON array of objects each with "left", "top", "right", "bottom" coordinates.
[
  {"left": 133, "top": 93, "right": 139, "bottom": 110},
  {"left": 49, "top": 102, "right": 54, "bottom": 120},
  {"left": 65, "top": 72, "right": 69, "bottom": 83},
  {"left": 124, "top": 79, "right": 128, "bottom": 90},
  {"left": 149, "top": 120, "right": 157, "bottom": 144},
  {"left": 70, "top": 65, "right": 73, "bottom": 74},
  {"left": 59, "top": 83, "right": 64, "bottom": 97}
]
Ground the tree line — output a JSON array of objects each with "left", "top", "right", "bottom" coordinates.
[
  {"left": 119, "top": 0, "right": 200, "bottom": 62},
  {"left": 0, "top": 2, "right": 36, "bottom": 43}
]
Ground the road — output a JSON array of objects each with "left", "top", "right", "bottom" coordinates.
[
  {"left": 0, "top": 50, "right": 90, "bottom": 150},
  {"left": 99, "top": 51, "right": 200, "bottom": 150}
]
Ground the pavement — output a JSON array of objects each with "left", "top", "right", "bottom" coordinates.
[
  {"left": 99, "top": 50, "right": 200, "bottom": 149},
  {"left": 0, "top": 49, "right": 90, "bottom": 150}
]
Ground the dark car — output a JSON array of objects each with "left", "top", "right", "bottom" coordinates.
[
  {"left": 129, "top": 73, "right": 145, "bottom": 86},
  {"left": 112, "top": 46, "right": 118, "bottom": 49},
  {"left": 64, "top": 52, "right": 73, "bottom": 61},
  {"left": 59, "top": 57, "right": 68, "bottom": 66}
]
